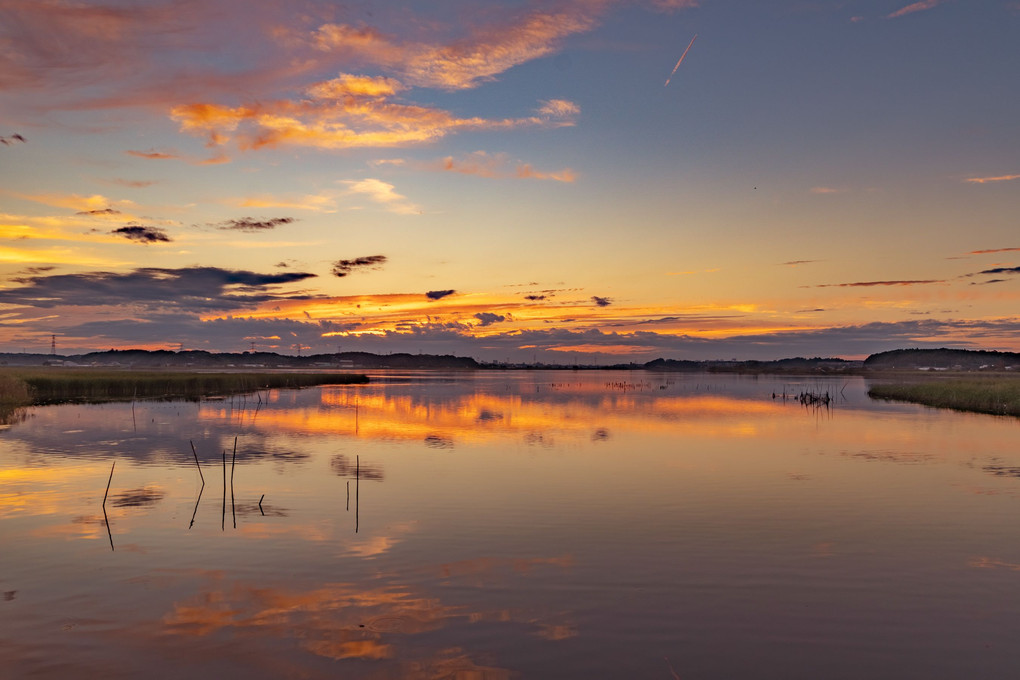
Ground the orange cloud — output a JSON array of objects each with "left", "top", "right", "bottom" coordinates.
[
  {"left": 888, "top": 0, "right": 943, "bottom": 18},
  {"left": 969, "top": 247, "right": 1020, "bottom": 255},
  {"left": 170, "top": 75, "right": 578, "bottom": 152},
  {"left": 312, "top": 2, "right": 612, "bottom": 91},
  {"left": 965, "top": 173, "right": 1020, "bottom": 184},
  {"left": 18, "top": 192, "right": 137, "bottom": 213},
  {"left": 433, "top": 151, "right": 575, "bottom": 182}
]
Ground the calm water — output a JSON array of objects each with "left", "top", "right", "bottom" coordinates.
[{"left": 2, "top": 370, "right": 1020, "bottom": 679}]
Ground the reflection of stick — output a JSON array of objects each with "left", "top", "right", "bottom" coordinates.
[
  {"left": 103, "top": 460, "right": 115, "bottom": 506},
  {"left": 102, "top": 461, "right": 116, "bottom": 551},
  {"left": 258, "top": 493, "right": 265, "bottom": 516},
  {"left": 221, "top": 449, "right": 226, "bottom": 532},
  {"left": 664, "top": 33, "right": 698, "bottom": 87},
  {"left": 189, "top": 484, "right": 204, "bottom": 529},
  {"left": 355, "top": 455, "right": 359, "bottom": 534},
  {"left": 231, "top": 441, "right": 236, "bottom": 530},
  {"left": 346, "top": 481, "right": 350, "bottom": 511},
  {"left": 103, "top": 505, "right": 115, "bottom": 551},
  {"left": 190, "top": 440, "right": 205, "bottom": 485}
]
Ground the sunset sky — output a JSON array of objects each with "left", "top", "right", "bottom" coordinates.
[{"left": 1, "top": 0, "right": 1018, "bottom": 361}]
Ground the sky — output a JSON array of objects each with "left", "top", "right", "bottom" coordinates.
[{"left": 1, "top": 0, "right": 1019, "bottom": 362}]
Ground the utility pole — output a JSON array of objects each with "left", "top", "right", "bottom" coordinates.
[{"left": 51, "top": 334, "right": 56, "bottom": 355}]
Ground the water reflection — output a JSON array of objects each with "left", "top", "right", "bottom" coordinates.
[{"left": 3, "top": 371, "right": 1020, "bottom": 678}]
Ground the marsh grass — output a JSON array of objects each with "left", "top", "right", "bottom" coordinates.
[
  {"left": 868, "top": 377, "right": 1020, "bottom": 417},
  {"left": 0, "top": 368, "right": 367, "bottom": 407}
]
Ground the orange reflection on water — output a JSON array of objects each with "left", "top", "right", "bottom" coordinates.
[
  {"left": 198, "top": 388, "right": 789, "bottom": 445},
  {"left": 159, "top": 566, "right": 564, "bottom": 673}
]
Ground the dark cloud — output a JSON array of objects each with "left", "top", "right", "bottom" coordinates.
[
  {"left": 795, "top": 308, "right": 827, "bottom": 313},
  {"left": 63, "top": 314, "right": 359, "bottom": 351},
  {"left": 111, "top": 225, "right": 171, "bottom": 243},
  {"left": 473, "top": 312, "right": 506, "bottom": 327},
  {"left": 0, "top": 266, "right": 318, "bottom": 312},
  {"left": 78, "top": 208, "right": 122, "bottom": 216},
  {"left": 812, "top": 280, "right": 945, "bottom": 288},
  {"left": 0, "top": 134, "right": 26, "bottom": 145},
  {"left": 975, "top": 266, "right": 1020, "bottom": 276},
  {"left": 970, "top": 247, "right": 1020, "bottom": 255},
  {"left": 971, "top": 279, "right": 1007, "bottom": 286},
  {"left": 781, "top": 260, "right": 819, "bottom": 266},
  {"left": 525, "top": 294, "right": 547, "bottom": 301},
  {"left": 591, "top": 296, "right": 612, "bottom": 307},
  {"left": 217, "top": 217, "right": 295, "bottom": 232},
  {"left": 332, "top": 255, "right": 387, "bottom": 277},
  {"left": 426, "top": 289, "right": 455, "bottom": 300},
  {"left": 126, "top": 149, "right": 179, "bottom": 160},
  {"left": 12, "top": 266, "right": 56, "bottom": 278}
]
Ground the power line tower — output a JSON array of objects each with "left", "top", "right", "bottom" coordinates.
[
  {"left": 250, "top": 341, "right": 257, "bottom": 353},
  {"left": 50, "top": 334, "right": 56, "bottom": 355}
]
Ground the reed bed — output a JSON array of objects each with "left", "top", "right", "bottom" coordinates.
[
  {"left": 0, "top": 368, "right": 367, "bottom": 405},
  {"left": 868, "top": 377, "right": 1020, "bottom": 417}
]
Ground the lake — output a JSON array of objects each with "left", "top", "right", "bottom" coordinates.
[{"left": 2, "top": 370, "right": 1020, "bottom": 679}]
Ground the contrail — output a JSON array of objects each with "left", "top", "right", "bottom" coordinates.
[{"left": 664, "top": 33, "right": 698, "bottom": 87}]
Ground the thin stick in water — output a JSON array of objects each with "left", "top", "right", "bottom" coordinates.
[
  {"left": 259, "top": 493, "right": 265, "bottom": 516},
  {"left": 355, "top": 454, "right": 359, "bottom": 533}
]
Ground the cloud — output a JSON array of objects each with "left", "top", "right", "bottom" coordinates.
[
  {"left": 332, "top": 255, "right": 387, "bottom": 277},
  {"left": 126, "top": 147, "right": 229, "bottom": 165},
  {"left": 106, "top": 178, "right": 157, "bottom": 189},
  {"left": 525, "top": 295, "right": 547, "bottom": 301},
  {"left": 342, "top": 179, "right": 419, "bottom": 214},
  {"left": 812, "top": 280, "right": 945, "bottom": 288},
  {"left": 781, "top": 260, "right": 819, "bottom": 266},
  {"left": 311, "top": 3, "right": 611, "bottom": 91},
  {"left": 0, "top": 266, "right": 319, "bottom": 313},
  {"left": 233, "top": 192, "right": 338, "bottom": 213},
  {"left": 970, "top": 248, "right": 1020, "bottom": 255},
  {"left": 77, "top": 208, "right": 122, "bottom": 216},
  {"left": 810, "top": 187, "right": 844, "bottom": 194},
  {"left": 974, "top": 266, "right": 1020, "bottom": 276},
  {"left": 126, "top": 149, "right": 180, "bottom": 160},
  {"left": 170, "top": 75, "right": 580, "bottom": 153},
  {"left": 516, "top": 164, "right": 576, "bottom": 182},
  {"left": 20, "top": 192, "right": 137, "bottom": 214},
  {"left": 965, "top": 173, "right": 1020, "bottom": 184},
  {"left": 434, "top": 151, "right": 576, "bottom": 182},
  {"left": 111, "top": 225, "right": 171, "bottom": 243},
  {"left": 216, "top": 217, "right": 295, "bottom": 232},
  {"left": 888, "top": 0, "right": 944, "bottom": 18},
  {"left": 426, "top": 290, "right": 456, "bottom": 301},
  {"left": 591, "top": 296, "right": 612, "bottom": 307},
  {"left": 473, "top": 312, "right": 507, "bottom": 327},
  {"left": 650, "top": 0, "right": 701, "bottom": 10}
]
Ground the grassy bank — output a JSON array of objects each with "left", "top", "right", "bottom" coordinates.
[
  {"left": 868, "top": 377, "right": 1020, "bottom": 417},
  {"left": 0, "top": 368, "right": 368, "bottom": 407}
]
